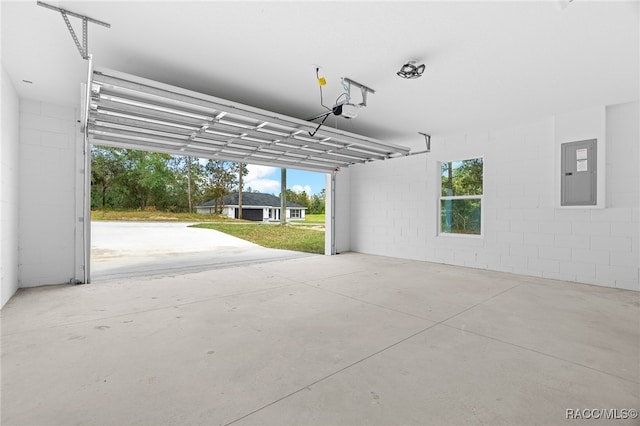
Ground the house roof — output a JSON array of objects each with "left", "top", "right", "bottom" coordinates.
[{"left": 198, "top": 192, "right": 305, "bottom": 209}]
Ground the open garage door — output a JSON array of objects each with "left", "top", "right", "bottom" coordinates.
[
  {"left": 85, "top": 67, "right": 410, "bottom": 173},
  {"left": 80, "top": 65, "right": 411, "bottom": 281}
]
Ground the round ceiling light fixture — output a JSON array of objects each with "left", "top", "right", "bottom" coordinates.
[{"left": 397, "top": 61, "right": 426, "bottom": 79}]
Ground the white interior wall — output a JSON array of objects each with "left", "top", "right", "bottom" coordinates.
[
  {"left": 6, "top": 96, "right": 636, "bottom": 292},
  {"left": 18, "top": 100, "right": 82, "bottom": 287},
  {"left": 604, "top": 102, "right": 640, "bottom": 286},
  {"left": 349, "top": 154, "right": 429, "bottom": 260},
  {"left": 1, "top": 64, "right": 20, "bottom": 308},
  {"left": 349, "top": 101, "right": 639, "bottom": 290},
  {"left": 326, "top": 168, "right": 352, "bottom": 255},
  {"left": 334, "top": 168, "right": 351, "bottom": 254}
]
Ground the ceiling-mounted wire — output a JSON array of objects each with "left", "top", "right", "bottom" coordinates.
[
  {"left": 309, "top": 103, "right": 345, "bottom": 136},
  {"left": 306, "top": 69, "right": 342, "bottom": 130},
  {"left": 316, "top": 68, "right": 331, "bottom": 112},
  {"left": 306, "top": 74, "right": 375, "bottom": 133},
  {"left": 340, "top": 78, "right": 351, "bottom": 104},
  {"left": 308, "top": 111, "right": 331, "bottom": 137}
]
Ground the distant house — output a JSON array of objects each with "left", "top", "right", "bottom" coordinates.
[{"left": 196, "top": 192, "right": 306, "bottom": 221}]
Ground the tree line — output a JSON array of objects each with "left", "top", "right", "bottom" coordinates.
[{"left": 91, "top": 146, "right": 325, "bottom": 214}]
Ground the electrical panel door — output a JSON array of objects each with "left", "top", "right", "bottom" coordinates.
[{"left": 561, "top": 139, "right": 597, "bottom": 206}]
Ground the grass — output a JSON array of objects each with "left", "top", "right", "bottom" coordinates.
[
  {"left": 92, "top": 209, "right": 325, "bottom": 254},
  {"left": 192, "top": 223, "right": 325, "bottom": 254},
  {"left": 91, "top": 210, "right": 236, "bottom": 222},
  {"left": 303, "top": 213, "right": 325, "bottom": 224},
  {"left": 91, "top": 210, "right": 325, "bottom": 224}
]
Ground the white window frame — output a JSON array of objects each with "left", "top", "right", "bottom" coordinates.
[
  {"left": 290, "top": 209, "right": 302, "bottom": 219},
  {"left": 438, "top": 156, "right": 484, "bottom": 238}
]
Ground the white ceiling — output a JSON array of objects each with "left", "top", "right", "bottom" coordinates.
[{"left": 2, "top": 1, "right": 638, "bottom": 150}]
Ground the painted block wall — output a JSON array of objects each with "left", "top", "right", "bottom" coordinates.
[
  {"left": 18, "top": 100, "right": 80, "bottom": 287},
  {"left": 349, "top": 154, "right": 430, "bottom": 260},
  {"left": 335, "top": 168, "right": 351, "bottom": 254},
  {"left": 326, "top": 168, "right": 351, "bottom": 255},
  {"left": 348, "top": 101, "right": 639, "bottom": 290},
  {"left": 1, "top": 65, "right": 20, "bottom": 308},
  {"left": 603, "top": 102, "right": 640, "bottom": 288}
]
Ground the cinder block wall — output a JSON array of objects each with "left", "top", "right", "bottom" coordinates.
[
  {"left": 348, "top": 101, "right": 639, "bottom": 290},
  {"left": 335, "top": 168, "right": 351, "bottom": 254},
  {"left": 18, "top": 100, "right": 81, "bottom": 287},
  {"left": 1, "top": 65, "right": 20, "bottom": 307},
  {"left": 326, "top": 168, "right": 352, "bottom": 255}
]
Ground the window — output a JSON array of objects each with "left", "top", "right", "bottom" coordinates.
[
  {"left": 440, "top": 157, "right": 483, "bottom": 235},
  {"left": 290, "top": 209, "right": 301, "bottom": 218}
]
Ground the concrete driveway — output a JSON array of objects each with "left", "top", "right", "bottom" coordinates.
[{"left": 91, "top": 221, "right": 314, "bottom": 281}]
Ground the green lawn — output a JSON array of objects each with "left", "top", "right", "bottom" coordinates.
[
  {"left": 91, "top": 210, "right": 236, "bottom": 222},
  {"left": 192, "top": 223, "right": 325, "bottom": 254},
  {"left": 304, "top": 213, "right": 325, "bottom": 224},
  {"left": 91, "top": 210, "right": 325, "bottom": 224},
  {"left": 92, "top": 210, "right": 325, "bottom": 254}
]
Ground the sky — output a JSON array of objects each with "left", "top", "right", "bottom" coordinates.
[{"left": 244, "top": 165, "right": 326, "bottom": 196}]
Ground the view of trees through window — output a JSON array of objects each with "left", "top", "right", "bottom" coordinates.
[
  {"left": 440, "top": 157, "right": 483, "bottom": 235},
  {"left": 91, "top": 146, "right": 326, "bottom": 214}
]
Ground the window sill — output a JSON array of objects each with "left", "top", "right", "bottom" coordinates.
[{"left": 437, "top": 232, "right": 484, "bottom": 239}]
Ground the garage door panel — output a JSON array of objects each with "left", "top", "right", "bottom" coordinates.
[
  {"left": 237, "top": 209, "right": 264, "bottom": 221},
  {"left": 87, "top": 67, "right": 411, "bottom": 173}
]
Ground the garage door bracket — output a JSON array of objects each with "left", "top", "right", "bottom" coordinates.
[{"left": 37, "top": 1, "right": 110, "bottom": 60}]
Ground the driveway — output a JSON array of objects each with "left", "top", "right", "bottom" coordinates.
[{"left": 91, "top": 221, "right": 314, "bottom": 281}]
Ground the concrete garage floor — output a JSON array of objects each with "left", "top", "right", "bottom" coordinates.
[{"left": 1, "top": 253, "right": 639, "bottom": 425}]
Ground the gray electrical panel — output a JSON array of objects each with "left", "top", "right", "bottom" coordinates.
[{"left": 561, "top": 139, "right": 597, "bottom": 206}]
